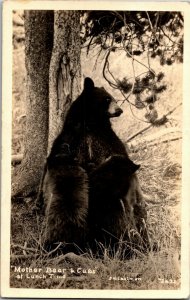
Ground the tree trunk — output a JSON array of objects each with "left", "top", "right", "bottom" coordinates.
[
  {"left": 12, "top": 11, "right": 54, "bottom": 197},
  {"left": 48, "top": 11, "right": 81, "bottom": 151}
]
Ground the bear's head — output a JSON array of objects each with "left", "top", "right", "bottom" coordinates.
[
  {"left": 64, "top": 77, "right": 123, "bottom": 130},
  {"left": 90, "top": 154, "right": 140, "bottom": 200},
  {"left": 95, "top": 154, "right": 140, "bottom": 180},
  {"left": 82, "top": 77, "right": 123, "bottom": 122}
]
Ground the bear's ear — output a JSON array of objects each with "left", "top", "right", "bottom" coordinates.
[{"left": 84, "top": 77, "right": 94, "bottom": 91}]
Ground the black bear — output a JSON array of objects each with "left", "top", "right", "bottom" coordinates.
[
  {"left": 42, "top": 144, "right": 88, "bottom": 253},
  {"left": 88, "top": 154, "right": 148, "bottom": 257},
  {"left": 37, "top": 77, "right": 149, "bottom": 255},
  {"left": 48, "top": 77, "right": 126, "bottom": 170}
]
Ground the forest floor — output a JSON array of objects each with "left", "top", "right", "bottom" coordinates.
[{"left": 10, "top": 14, "right": 182, "bottom": 290}]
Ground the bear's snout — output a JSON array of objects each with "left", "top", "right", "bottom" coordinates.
[
  {"left": 114, "top": 107, "right": 123, "bottom": 117},
  {"left": 108, "top": 102, "right": 123, "bottom": 118}
]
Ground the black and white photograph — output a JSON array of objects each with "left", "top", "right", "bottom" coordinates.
[{"left": 1, "top": 1, "right": 190, "bottom": 298}]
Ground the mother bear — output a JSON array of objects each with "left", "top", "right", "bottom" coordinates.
[{"left": 37, "top": 77, "right": 149, "bottom": 257}]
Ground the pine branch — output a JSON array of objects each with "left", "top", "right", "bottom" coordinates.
[
  {"left": 126, "top": 103, "right": 182, "bottom": 143},
  {"left": 127, "top": 124, "right": 152, "bottom": 143},
  {"left": 129, "top": 136, "right": 182, "bottom": 153}
]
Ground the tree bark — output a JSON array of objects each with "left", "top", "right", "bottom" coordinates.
[
  {"left": 48, "top": 11, "right": 81, "bottom": 151},
  {"left": 12, "top": 11, "right": 54, "bottom": 197}
]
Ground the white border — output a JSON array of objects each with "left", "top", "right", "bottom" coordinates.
[{"left": 1, "top": 1, "right": 190, "bottom": 298}]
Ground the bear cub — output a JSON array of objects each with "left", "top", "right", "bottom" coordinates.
[
  {"left": 42, "top": 144, "right": 88, "bottom": 253},
  {"left": 88, "top": 154, "right": 142, "bottom": 255}
]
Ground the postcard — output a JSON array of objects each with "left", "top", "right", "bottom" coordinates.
[{"left": 1, "top": 1, "right": 190, "bottom": 298}]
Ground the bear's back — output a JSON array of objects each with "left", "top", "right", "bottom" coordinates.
[{"left": 76, "top": 128, "right": 127, "bottom": 168}]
